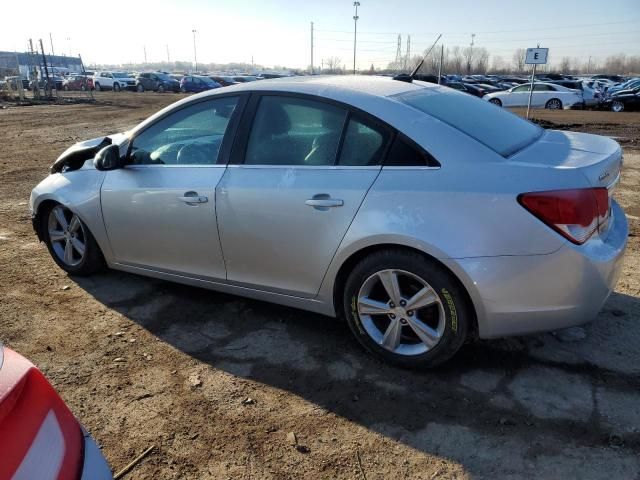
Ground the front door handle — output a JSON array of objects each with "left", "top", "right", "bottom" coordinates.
[
  {"left": 305, "top": 198, "right": 343, "bottom": 207},
  {"left": 178, "top": 191, "right": 208, "bottom": 204}
]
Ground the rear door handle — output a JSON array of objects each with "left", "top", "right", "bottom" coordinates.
[
  {"left": 305, "top": 198, "right": 343, "bottom": 208},
  {"left": 178, "top": 191, "right": 208, "bottom": 204}
]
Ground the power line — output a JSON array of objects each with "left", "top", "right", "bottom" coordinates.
[{"left": 314, "top": 18, "right": 640, "bottom": 37}]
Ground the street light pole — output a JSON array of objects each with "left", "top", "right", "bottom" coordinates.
[
  {"left": 467, "top": 33, "right": 475, "bottom": 75},
  {"left": 192, "top": 29, "right": 198, "bottom": 73},
  {"left": 352, "top": 1, "right": 360, "bottom": 75}
]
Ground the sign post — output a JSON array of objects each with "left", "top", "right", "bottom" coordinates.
[{"left": 524, "top": 46, "right": 548, "bottom": 119}]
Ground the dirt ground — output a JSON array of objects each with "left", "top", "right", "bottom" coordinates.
[{"left": 1, "top": 92, "right": 639, "bottom": 479}]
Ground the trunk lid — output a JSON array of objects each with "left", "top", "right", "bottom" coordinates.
[{"left": 511, "top": 129, "right": 623, "bottom": 191}]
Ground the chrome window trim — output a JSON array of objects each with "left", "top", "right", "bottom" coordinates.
[
  {"left": 224, "top": 164, "right": 381, "bottom": 171},
  {"left": 123, "top": 164, "right": 227, "bottom": 169}
]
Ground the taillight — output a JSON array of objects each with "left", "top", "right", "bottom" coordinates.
[
  {"left": 0, "top": 348, "right": 84, "bottom": 480},
  {"left": 518, "top": 188, "right": 609, "bottom": 245}
]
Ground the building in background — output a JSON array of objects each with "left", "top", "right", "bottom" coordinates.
[{"left": 0, "top": 51, "right": 83, "bottom": 79}]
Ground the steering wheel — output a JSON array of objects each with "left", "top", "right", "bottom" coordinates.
[{"left": 176, "top": 144, "right": 211, "bottom": 165}]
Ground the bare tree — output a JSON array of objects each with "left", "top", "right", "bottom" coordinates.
[
  {"left": 474, "top": 47, "right": 490, "bottom": 74},
  {"left": 512, "top": 48, "right": 526, "bottom": 74},
  {"left": 559, "top": 57, "right": 572, "bottom": 74},
  {"left": 325, "top": 56, "right": 342, "bottom": 74}
]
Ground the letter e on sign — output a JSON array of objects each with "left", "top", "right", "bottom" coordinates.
[{"left": 525, "top": 48, "right": 549, "bottom": 65}]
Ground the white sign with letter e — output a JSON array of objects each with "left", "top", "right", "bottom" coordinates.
[{"left": 525, "top": 48, "right": 549, "bottom": 65}]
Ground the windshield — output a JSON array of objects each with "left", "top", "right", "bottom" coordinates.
[
  {"left": 113, "top": 72, "right": 130, "bottom": 78},
  {"left": 156, "top": 73, "right": 172, "bottom": 81},
  {"left": 396, "top": 88, "right": 543, "bottom": 157}
]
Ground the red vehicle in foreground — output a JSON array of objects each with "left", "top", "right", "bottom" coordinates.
[{"left": 0, "top": 346, "right": 112, "bottom": 480}]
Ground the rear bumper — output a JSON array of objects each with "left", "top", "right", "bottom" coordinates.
[
  {"left": 81, "top": 431, "right": 112, "bottom": 480},
  {"left": 453, "top": 200, "right": 628, "bottom": 338}
]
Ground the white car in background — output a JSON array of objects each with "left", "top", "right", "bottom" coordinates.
[
  {"left": 483, "top": 82, "right": 583, "bottom": 109},
  {"left": 92, "top": 71, "right": 135, "bottom": 92}
]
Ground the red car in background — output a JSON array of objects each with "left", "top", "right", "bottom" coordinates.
[
  {"left": 62, "top": 75, "right": 93, "bottom": 91},
  {"left": 0, "top": 345, "right": 112, "bottom": 480}
]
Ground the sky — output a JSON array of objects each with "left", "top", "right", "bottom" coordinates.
[{"left": 2, "top": 0, "right": 639, "bottom": 70}]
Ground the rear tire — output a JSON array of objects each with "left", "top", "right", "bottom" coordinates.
[
  {"left": 545, "top": 98, "right": 562, "bottom": 110},
  {"left": 136, "top": 84, "right": 144, "bottom": 92},
  {"left": 158, "top": 84, "right": 165, "bottom": 93},
  {"left": 489, "top": 98, "right": 502, "bottom": 107},
  {"left": 342, "top": 249, "right": 471, "bottom": 369},
  {"left": 41, "top": 203, "right": 105, "bottom": 276}
]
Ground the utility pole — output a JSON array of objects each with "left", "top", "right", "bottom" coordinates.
[
  {"left": 49, "top": 33, "right": 55, "bottom": 56},
  {"left": 467, "top": 33, "right": 475, "bottom": 75},
  {"left": 405, "top": 35, "right": 411, "bottom": 70},
  {"left": 39, "top": 39, "right": 52, "bottom": 97},
  {"left": 310, "top": 22, "right": 314, "bottom": 74},
  {"left": 587, "top": 56, "right": 591, "bottom": 75},
  {"left": 166, "top": 45, "right": 170, "bottom": 64},
  {"left": 438, "top": 44, "right": 444, "bottom": 84},
  {"left": 143, "top": 46, "right": 147, "bottom": 63},
  {"left": 192, "top": 29, "right": 198, "bottom": 73},
  {"left": 352, "top": 2, "right": 360, "bottom": 75}
]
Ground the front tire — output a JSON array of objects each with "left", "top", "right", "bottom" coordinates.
[
  {"left": 113, "top": 82, "right": 121, "bottom": 92},
  {"left": 136, "top": 84, "right": 144, "bottom": 92},
  {"left": 611, "top": 100, "right": 625, "bottom": 112},
  {"left": 545, "top": 98, "right": 562, "bottom": 110},
  {"left": 41, "top": 204, "right": 104, "bottom": 276},
  {"left": 158, "top": 84, "right": 165, "bottom": 93},
  {"left": 342, "top": 249, "right": 470, "bottom": 368},
  {"left": 95, "top": 82, "right": 101, "bottom": 91},
  {"left": 489, "top": 98, "right": 502, "bottom": 107}
]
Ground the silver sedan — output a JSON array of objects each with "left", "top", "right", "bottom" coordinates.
[{"left": 30, "top": 76, "right": 627, "bottom": 368}]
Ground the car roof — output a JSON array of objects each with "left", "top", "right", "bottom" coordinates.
[{"left": 210, "top": 75, "right": 429, "bottom": 98}]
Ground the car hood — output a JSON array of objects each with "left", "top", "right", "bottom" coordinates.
[
  {"left": 50, "top": 132, "right": 129, "bottom": 173},
  {"left": 510, "top": 129, "right": 622, "bottom": 189}
]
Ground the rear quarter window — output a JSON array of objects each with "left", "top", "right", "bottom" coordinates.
[{"left": 395, "top": 88, "right": 543, "bottom": 157}]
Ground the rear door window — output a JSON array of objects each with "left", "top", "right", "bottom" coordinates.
[{"left": 338, "top": 116, "right": 390, "bottom": 166}]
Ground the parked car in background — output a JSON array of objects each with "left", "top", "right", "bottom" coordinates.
[
  {"left": 591, "top": 74, "right": 625, "bottom": 83},
  {"left": 29, "top": 74, "right": 64, "bottom": 91},
  {"left": 92, "top": 71, "right": 135, "bottom": 91},
  {"left": 3, "top": 76, "right": 29, "bottom": 90},
  {"left": 606, "top": 78, "right": 640, "bottom": 96},
  {"left": 446, "top": 82, "right": 488, "bottom": 98},
  {"left": 483, "top": 82, "right": 583, "bottom": 109},
  {"left": 232, "top": 75, "right": 259, "bottom": 82},
  {"left": 605, "top": 86, "right": 640, "bottom": 112},
  {"left": 548, "top": 80, "right": 601, "bottom": 107},
  {"left": 169, "top": 74, "right": 185, "bottom": 82},
  {"left": 31, "top": 76, "right": 626, "bottom": 368},
  {"left": 209, "top": 75, "right": 239, "bottom": 87},
  {"left": 135, "top": 72, "right": 181, "bottom": 92},
  {"left": 0, "top": 345, "right": 112, "bottom": 479},
  {"left": 63, "top": 75, "right": 91, "bottom": 91},
  {"left": 180, "top": 75, "right": 222, "bottom": 93}
]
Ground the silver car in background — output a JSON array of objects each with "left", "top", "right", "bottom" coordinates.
[
  {"left": 30, "top": 76, "right": 627, "bottom": 368},
  {"left": 483, "top": 81, "right": 584, "bottom": 109}
]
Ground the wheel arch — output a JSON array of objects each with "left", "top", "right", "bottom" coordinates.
[{"left": 330, "top": 242, "right": 480, "bottom": 339}]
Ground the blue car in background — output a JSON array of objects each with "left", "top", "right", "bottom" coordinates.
[{"left": 180, "top": 75, "right": 222, "bottom": 93}]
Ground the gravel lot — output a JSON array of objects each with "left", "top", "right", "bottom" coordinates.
[{"left": 1, "top": 92, "right": 639, "bottom": 479}]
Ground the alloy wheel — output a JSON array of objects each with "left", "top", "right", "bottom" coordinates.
[
  {"left": 611, "top": 101, "right": 624, "bottom": 113},
  {"left": 547, "top": 99, "right": 562, "bottom": 110},
  {"left": 47, "top": 205, "right": 86, "bottom": 267},
  {"left": 357, "top": 269, "right": 446, "bottom": 356}
]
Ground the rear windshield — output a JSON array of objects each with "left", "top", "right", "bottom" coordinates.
[{"left": 395, "top": 88, "right": 543, "bottom": 157}]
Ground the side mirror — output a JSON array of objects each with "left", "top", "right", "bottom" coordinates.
[{"left": 93, "top": 144, "right": 125, "bottom": 171}]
